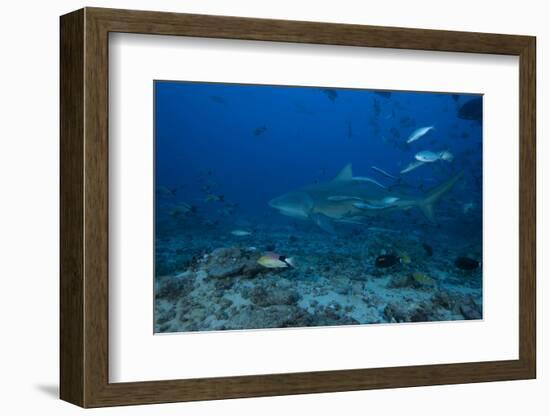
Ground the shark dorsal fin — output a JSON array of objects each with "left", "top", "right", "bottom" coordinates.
[{"left": 332, "top": 163, "right": 353, "bottom": 182}]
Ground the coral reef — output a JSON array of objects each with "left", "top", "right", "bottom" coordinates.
[{"left": 154, "top": 222, "right": 482, "bottom": 333}]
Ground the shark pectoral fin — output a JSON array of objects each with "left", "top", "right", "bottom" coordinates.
[{"left": 311, "top": 213, "right": 336, "bottom": 234}]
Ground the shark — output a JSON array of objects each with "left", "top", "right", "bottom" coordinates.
[{"left": 268, "top": 163, "right": 463, "bottom": 234}]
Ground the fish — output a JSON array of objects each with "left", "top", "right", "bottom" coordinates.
[
  {"left": 400, "top": 253, "right": 412, "bottom": 264},
  {"left": 209, "top": 95, "right": 226, "bottom": 105},
  {"left": 293, "top": 102, "right": 314, "bottom": 116},
  {"left": 412, "top": 272, "right": 437, "bottom": 286},
  {"left": 257, "top": 252, "right": 295, "bottom": 268},
  {"left": 218, "top": 207, "right": 234, "bottom": 216},
  {"left": 415, "top": 150, "right": 440, "bottom": 163},
  {"left": 169, "top": 203, "right": 196, "bottom": 217},
  {"left": 353, "top": 196, "right": 400, "bottom": 210},
  {"left": 400, "top": 160, "right": 425, "bottom": 174},
  {"left": 253, "top": 126, "right": 267, "bottom": 136},
  {"left": 268, "top": 163, "right": 463, "bottom": 233},
  {"left": 415, "top": 150, "right": 454, "bottom": 163},
  {"left": 406, "top": 126, "right": 435, "bottom": 144},
  {"left": 322, "top": 88, "right": 338, "bottom": 103},
  {"left": 422, "top": 243, "right": 433, "bottom": 256},
  {"left": 462, "top": 201, "right": 476, "bottom": 214},
  {"left": 375, "top": 91, "right": 392, "bottom": 98},
  {"left": 458, "top": 97, "right": 482, "bottom": 123},
  {"left": 439, "top": 151, "right": 454, "bottom": 162},
  {"left": 371, "top": 166, "right": 398, "bottom": 180},
  {"left": 347, "top": 121, "right": 353, "bottom": 139},
  {"left": 156, "top": 185, "right": 178, "bottom": 196},
  {"left": 204, "top": 194, "right": 224, "bottom": 202},
  {"left": 375, "top": 254, "right": 400, "bottom": 268},
  {"left": 352, "top": 176, "right": 388, "bottom": 189},
  {"left": 231, "top": 230, "right": 252, "bottom": 237},
  {"left": 455, "top": 256, "right": 479, "bottom": 270},
  {"left": 373, "top": 99, "right": 381, "bottom": 117}
]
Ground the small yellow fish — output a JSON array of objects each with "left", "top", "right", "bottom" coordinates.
[
  {"left": 412, "top": 272, "right": 436, "bottom": 286},
  {"left": 257, "top": 252, "right": 295, "bottom": 269},
  {"left": 399, "top": 253, "right": 411, "bottom": 264}
]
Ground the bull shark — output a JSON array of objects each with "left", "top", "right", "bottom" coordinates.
[{"left": 268, "top": 163, "right": 463, "bottom": 234}]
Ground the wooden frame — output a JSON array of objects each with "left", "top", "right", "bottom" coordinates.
[{"left": 60, "top": 7, "right": 536, "bottom": 408}]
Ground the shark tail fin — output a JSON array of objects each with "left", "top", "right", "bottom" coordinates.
[{"left": 418, "top": 171, "right": 464, "bottom": 222}]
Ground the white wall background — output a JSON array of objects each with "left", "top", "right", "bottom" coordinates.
[{"left": 0, "top": 0, "right": 545, "bottom": 414}]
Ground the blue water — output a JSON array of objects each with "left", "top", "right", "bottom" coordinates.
[{"left": 154, "top": 81, "right": 483, "bottom": 333}]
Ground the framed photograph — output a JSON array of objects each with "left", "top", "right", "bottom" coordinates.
[{"left": 60, "top": 7, "right": 536, "bottom": 407}]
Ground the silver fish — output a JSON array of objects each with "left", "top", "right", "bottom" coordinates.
[{"left": 406, "top": 126, "right": 435, "bottom": 144}]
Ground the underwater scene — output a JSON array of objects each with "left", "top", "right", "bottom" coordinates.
[{"left": 154, "top": 81, "right": 483, "bottom": 333}]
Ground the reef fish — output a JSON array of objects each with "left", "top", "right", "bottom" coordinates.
[
  {"left": 458, "top": 97, "right": 482, "bottom": 123},
  {"left": 231, "top": 230, "right": 252, "bottom": 237},
  {"left": 375, "top": 91, "right": 392, "bottom": 98},
  {"left": 371, "top": 166, "right": 398, "bottom": 180},
  {"left": 169, "top": 203, "right": 196, "bottom": 217},
  {"left": 375, "top": 254, "right": 400, "bottom": 268},
  {"left": 455, "top": 256, "right": 480, "bottom": 270},
  {"left": 257, "top": 252, "right": 295, "bottom": 268},
  {"left": 269, "top": 163, "right": 463, "bottom": 233},
  {"left": 353, "top": 196, "right": 400, "bottom": 210},
  {"left": 204, "top": 194, "right": 224, "bottom": 202},
  {"left": 422, "top": 243, "right": 433, "bottom": 257},
  {"left": 462, "top": 201, "right": 476, "bottom": 214},
  {"left": 209, "top": 95, "right": 226, "bottom": 104},
  {"left": 253, "top": 126, "right": 267, "bottom": 136},
  {"left": 406, "top": 126, "right": 435, "bottom": 144},
  {"left": 350, "top": 176, "right": 388, "bottom": 189},
  {"left": 415, "top": 150, "right": 454, "bottom": 163},
  {"left": 156, "top": 185, "right": 178, "bottom": 196},
  {"left": 322, "top": 88, "right": 338, "bottom": 103}
]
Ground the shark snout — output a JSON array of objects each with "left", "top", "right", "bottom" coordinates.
[{"left": 268, "top": 192, "right": 312, "bottom": 219}]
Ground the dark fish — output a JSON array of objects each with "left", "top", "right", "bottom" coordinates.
[
  {"left": 322, "top": 88, "right": 338, "bottom": 103},
  {"left": 253, "top": 125, "right": 267, "bottom": 136},
  {"left": 373, "top": 99, "right": 381, "bottom": 117},
  {"left": 293, "top": 102, "right": 314, "bottom": 116},
  {"left": 347, "top": 121, "right": 352, "bottom": 139},
  {"left": 375, "top": 254, "right": 400, "bottom": 268},
  {"left": 375, "top": 91, "right": 392, "bottom": 98},
  {"left": 399, "top": 116, "right": 416, "bottom": 128},
  {"left": 209, "top": 95, "right": 226, "bottom": 104},
  {"left": 389, "top": 127, "right": 400, "bottom": 139},
  {"left": 455, "top": 256, "right": 479, "bottom": 270},
  {"left": 451, "top": 94, "right": 460, "bottom": 102},
  {"left": 422, "top": 243, "right": 433, "bottom": 257},
  {"left": 458, "top": 97, "right": 482, "bottom": 123},
  {"left": 156, "top": 185, "right": 177, "bottom": 197}
]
